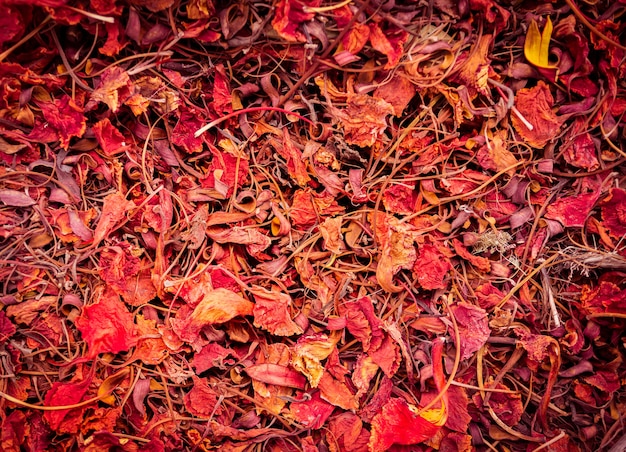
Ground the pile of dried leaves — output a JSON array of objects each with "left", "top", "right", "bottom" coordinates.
[{"left": 1, "top": 0, "right": 625, "bottom": 450}]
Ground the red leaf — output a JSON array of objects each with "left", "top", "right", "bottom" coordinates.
[
  {"left": 368, "top": 333, "right": 401, "bottom": 378},
  {"left": 474, "top": 382, "right": 523, "bottom": 426},
  {"left": 0, "top": 5, "right": 27, "bottom": 47},
  {"left": 413, "top": 243, "right": 452, "bottom": 290},
  {"left": 86, "top": 66, "right": 133, "bottom": 112},
  {"left": 1, "top": 410, "right": 26, "bottom": 452},
  {"left": 332, "top": 94, "right": 394, "bottom": 148},
  {"left": 382, "top": 184, "right": 418, "bottom": 215},
  {"left": 183, "top": 377, "right": 223, "bottom": 418},
  {"left": 170, "top": 288, "right": 254, "bottom": 342},
  {"left": 0, "top": 189, "right": 35, "bottom": 207},
  {"left": 600, "top": 187, "right": 626, "bottom": 239},
  {"left": 292, "top": 332, "right": 340, "bottom": 387},
  {"left": 200, "top": 145, "right": 250, "bottom": 197},
  {"left": 272, "top": 0, "right": 320, "bottom": 42},
  {"left": 328, "top": 412, "right": 371, "bottom": 452},
  {"left": 440, "top": 432, "right": 473, "bottom": 452},
  {"left": 564, "top": 130, "right": 599, "bottom": 170},
  {"left": 334, "top": 6, "right": 369, "bottom": 56},
  {"left": 511, "top": 81, "right": 563, "bottom": 148},
  {"left": 273, "top": 130, "right": 310, "bottom": 186},
  {"left": 450, "top": 302, "right": 490, "bottom": 360},
  {"left": 75, "top": 288, "right": 138, "bottom": 358},
  {"left": 469, "top": 0, "right": 510, "bottom": 31},
  {"left": 92, "top": 118, "right": 128, "bottom": 156},
  {"left": 43, "top": 377, "right": 92, "bottom": 433},
  {"left": 444, "top": 386, "right": 472, "bottom": 432},
  {"left": 368, "top": 397, "right": 444, "bottom": 451},
  {"left": 359, "top": 376, "right": 393, "bottom": 423},
  {"left": 171, "top": 107, "right": 206, "bottom": 154},
  {"left": 252, "top": 285, "right": 304, "bottom": 336},
  {"left": 212, "top": 63, "right": 232, "bottom": 114},
  {"left": 0, "top": 311, "right": 16, "bottom": 344},
  {"left": 317, "top": 372, "right": 359, "bottom": 411},
  {"left": 288, "top": 391, "right": 335, "bottom": 429},
  {"left": 131, "top": 315, "right": 167, "bottom": 365},
  {"left": 584, "top": 370, "right": 621, "bottom": 395},
  {"left": 192, "top": 343, "right": 235, "bottom": 373},
  {"left": 452, "top": 238, "right": 491, "bottom": 272},
  {"left": 289, "top": 189, "right": 345, "bottom": 230},
  {"left": 206, "top": 226, "right": 271, "bottom": 258},
  {"left": 368, "top": 339, "right": 448, "bottom": 450},
  {"left": 38, "top": 94, "right": 86, "bottom": 149},
  {"left": 373, "top": 73, "right": 417, "bottom": 117},
  {"left": 545, "top": 192, "right": 599, "bottom": 227},
  {"left": 340, "top": 296, "right": 384, "bottom": 352},
  {"left": 99, "top": 21, "right": 128, "bottom": 56},
  {"left": 352, "top": 355, "right": 380, "bottom": 398},
  {"left": 373, "top": 212, "right": 418, "bottom": 292},
  {"left": 92, "top": 191, "right": 135, "bottom": 247},
  {"left": 98, "top": 245, "right": 141, "bottom": 291},
  {"left": 368, "top": 22, "right": 409, "bottom": 69},
  {"left": 581, "top": 281, "right": 626, "bottom": 315},
  {"left": 245, "top": 363, "right": 307, "bottom": 390}
]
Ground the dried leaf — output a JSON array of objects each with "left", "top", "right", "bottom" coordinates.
[
  {"left": 171, "top": 288, "right": 254, "bottom": 342},
  {"left": 75, "top": 288, "right": 138, "bottom": 358},
  {"left": 245, "top": 363, "right": 307, "bottom": 390},
  {"left": 252, "top": 285, "right": 304, "bottom": 336},
  {"left": 511, "top": 81, "right": 563, "bottom": 148}
]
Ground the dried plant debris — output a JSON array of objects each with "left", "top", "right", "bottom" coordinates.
[{"left": 0, "top": 0, "right": 625, "bottom": 451}]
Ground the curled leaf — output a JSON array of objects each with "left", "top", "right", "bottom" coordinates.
[{"left": 97, "top": 368, "right": 130, "bottom": 405}]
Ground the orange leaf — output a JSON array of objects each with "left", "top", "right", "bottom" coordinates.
[
  {"left": 97, "top": 368, "right": 130, "bottom": 405},
  {"left": 170, "top": 288, "right": 254, "bottom": 343},
  {"left": 92, "top": 191, "right": 135, "bottom": 247}
]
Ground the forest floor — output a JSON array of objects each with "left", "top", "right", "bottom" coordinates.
[{"left": 1, "top": 1, "right": 625, "bottom": 451}]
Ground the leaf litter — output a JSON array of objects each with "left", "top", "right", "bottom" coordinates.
[{"left": 0, "top": 0, "right": 625, "bottom": 451}]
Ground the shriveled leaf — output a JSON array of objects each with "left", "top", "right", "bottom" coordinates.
[{"left": 183, "top": 376, "right": 223, "bottom": 418}]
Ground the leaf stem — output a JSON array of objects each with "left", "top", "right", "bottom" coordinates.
[{"left": 194, "top": 106, "right": 314, "bottom": 137}]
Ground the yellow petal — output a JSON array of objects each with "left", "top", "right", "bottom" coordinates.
[{"left": 524, "top": 17, "right": 555, "bottom": 68}]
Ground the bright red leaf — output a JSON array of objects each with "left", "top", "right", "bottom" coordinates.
[
  {"left": 368, "top": 339, "right": 448, "bottom": 451},
  {"left": 545, "top": 192, "right": 599, "bottom": 227},
  {"left": 75, "top": 288, "right": 138, "bottom": 358},
  {"left": 600, "top": 187, "right": 626, "bottom": 239},
  {"left": 38, "top": 94, "right": 86, "bottom": 149},
  {"left": 183, "top": 376, "right": 224, "bottom": 418},
  {"left": 43, "top": 376, "right": 92, "bottom": 433}
]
